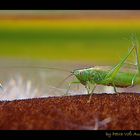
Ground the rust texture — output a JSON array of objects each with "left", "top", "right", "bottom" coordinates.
[{"left": 0, "top": 93, "right": 140, "bottom": 130}]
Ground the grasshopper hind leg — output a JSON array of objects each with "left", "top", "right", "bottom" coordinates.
[
  {"left": 113, "top": 86, "right": 117, "bottom": 93},
  {"left": 131, "top": 35, "right": 140, "bottom": 76},
  {"left": 112, "top": 82, "right": 117, "bottom": 93}
]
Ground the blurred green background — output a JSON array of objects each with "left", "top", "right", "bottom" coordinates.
[{"left": 0, "top": 10, "right": 140, "bottom": 65}]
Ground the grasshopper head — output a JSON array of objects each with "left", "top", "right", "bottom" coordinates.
[{"left": 72, "top": 68, "right": 93, "bottom": 85}]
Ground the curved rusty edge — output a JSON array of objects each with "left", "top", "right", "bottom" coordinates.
[{"left": 0, "top": 93, "right": 140, "bottom": 130}]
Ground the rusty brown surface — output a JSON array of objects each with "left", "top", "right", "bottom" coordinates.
[{"left": 0, "top": 93, "right": 140, "bottom": 130}]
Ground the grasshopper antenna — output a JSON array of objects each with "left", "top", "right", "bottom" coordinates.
[
  {"left": 45, "top": 73, "right": 74, "bottom": 95},
  {"left": 0, "top": 65, "right": 70, "bottom": 72},
  {"left": 56, "top": 73, "right": 74, "bottom": 88}
]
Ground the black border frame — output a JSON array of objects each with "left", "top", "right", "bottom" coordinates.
[
  {"left": 0, "top": 130, "right": 140, "bottom": 139},
  {"left": 0, "top": 0, "right": 140, "bottom": 139},
  {"left": 0, "top": 0, "right": 140, "bottom": 10}
]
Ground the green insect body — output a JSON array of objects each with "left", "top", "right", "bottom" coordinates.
[
  {"left": 73, "top": 67, "right": 140, "bottom": 88},
  {"left": 67, "top": 36, "right": 140, "bottom": 101}
]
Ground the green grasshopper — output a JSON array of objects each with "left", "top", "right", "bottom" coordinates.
[
  {"left": 0, "top": 36, "right": 140, "bottom": 103},
  {"left": 67, "top": 36, "right": 140, "bottom": 102}
]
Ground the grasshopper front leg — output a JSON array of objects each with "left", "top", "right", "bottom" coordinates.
[
  {"left": 87, "top": 83, "right": 97, "bottom": 103},
  {"left": 65, "top": 81, "right": 80, "bottom": 95}
]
